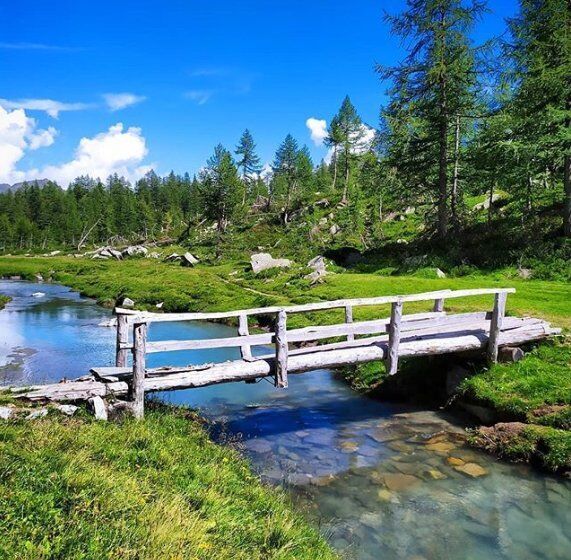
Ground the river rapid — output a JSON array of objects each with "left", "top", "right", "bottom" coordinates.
[{"left": 1, "top": 280, "right": 569, "bottom": 560}]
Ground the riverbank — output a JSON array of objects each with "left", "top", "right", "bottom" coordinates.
[
  {"left": 0, "top": 400, "right": 336, "bottom": 560},
  {"left": 0, "top": 294, "right": 10, "bottom": 309},
  {"left": 0, "top": 254, "right": 569, "bottom": 473}
]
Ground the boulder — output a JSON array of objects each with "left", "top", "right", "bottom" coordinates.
[
  {"left": 404, "top": 206, "right": 415, "bottom": 214},
  {"left": 155, "top": 302, "right": 164, "bottom": 309},
  {"left": 165, "top": 253, "right": 181, "bottom": 262},
  {"left": 54, "top": 404, "right": 78, "bottom": 416},
  {"left": 436, "top": 268, "right": 446, "bottom": 278},
  {"left": 88, "top": 396, "right": 108, "bottom": 421},
  {"left": 518, "top": 267, "right": 532, "bottom": 279},
  {"left": 180, "top": 252, "right": 199, "bottom": 267},
  {"left": 329, "top": 224, "right": 340, "bottom": 235},
  {"left": 34, "top": 273, "right": 44, "bottom": 282},
  {"left": 473, "top": 194, "right": 500, "bottom": 212},
  {"left": 122, "top": 297, "right": 135, "bottom": 309},
  {"left": 49, "top": 250, "right": 61, "bottom": 256},
  {"left": 250, "top": 253, "right": 292, "bottom": 274},
  {"left": 92, "top": 254, "right": 108, "bottom": 260},
  {"left": 446, "top": 364, "right": 472, "bottom": 396},
  {"left": 305, "top": 255, "right": 328, "bottom": 284},
  {"left": 122, "top": 245, "right": 148, "bottom": 257},
  {"left": 0, "top": 406, "right": 14, "bottom": 420},
  {"left": 26, "top": 408, "right": 48, "bottom": 420}
]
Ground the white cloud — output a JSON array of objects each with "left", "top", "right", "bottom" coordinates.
[
  {"left": 0, "top": 98, "right": 92, "bottom": 118},
  {"left": 0, "top": 106, "right": 57, "bottom": 183},
  {"left": 184, "top": 90, "right": 214, "bottom": 105},
  {"left": 306, "top": 117, "right": 328, "bottom": 146},
  {"left": 37, "top": 123, "right": 150, "bottom": 186},
  {"left": 103, "top": 92, "right": 146, "bottom": 111},
  {"left": 0, "top": 107, "right": 151, "bottom": 187},
  {"left": 0, "top": 42, "right": 73, "bottom": 51}
]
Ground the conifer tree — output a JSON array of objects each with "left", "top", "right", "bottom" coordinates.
[{"left": 235, "top": 129, "right": 262, "bottom": 204}]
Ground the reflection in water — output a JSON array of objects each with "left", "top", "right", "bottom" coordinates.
[{"left": 1, "top": 280, "right": 569, "bottom": 560}]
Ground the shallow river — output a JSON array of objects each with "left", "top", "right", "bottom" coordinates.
[{"left": 1, "top": 280, "right": 569, "bottom": 560}]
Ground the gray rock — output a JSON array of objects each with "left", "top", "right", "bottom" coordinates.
[
  {"left": 0, "top": 406, "right": 14, "bottom": 420},
  {"left": 180, "top": 252, "right": 199, "bottom": 267},
  {"left": 165, "top": 253, "right": 181, "bottom": 262},
  {"left": 436, "top": 268, "right": 446, "bottom": 278},
  {"left": 329, "top": 224, "right": 340, "bottom": 235},
  {"left": 92, "top": 254, "right": 109, "bottom": 260},
  {"left": 122, "top": 297, "right": 135, "bottom": 309},
  {"left": 88, "top": 396, "right": 108, "bottom": 421},
  {"left": 250, "top": 253, "right": 292, "bottom": 274},
  {"left": 26, "top": 408, "right": 48, "bottom": 419},
  {"left": 305, "top": 255, "right": 328, "bottom": 284},
  {"left": 518, "top": 267, "right": 532, "bottom": 279},
  {"left": 473, "top": 193, "right": 500, "bottom": 211},
  {"left": 405, "top": 206, "right": 415, "bottom": 214},
  {"left": 122, "top": 245, "right": 148, "bottom": 257},
  {"left": 34, "top": 273, "right": 44, "bottom": 282},
  {"left": 54, "top": 404, "right": 78, "bottom": 416}
]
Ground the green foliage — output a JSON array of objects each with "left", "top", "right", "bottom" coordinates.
[
  {"left": 0, "top": 294, "right": 10, "bottom": 309},
  {"left": 0, "top": 403, "right": 336, "bottom": 559}
]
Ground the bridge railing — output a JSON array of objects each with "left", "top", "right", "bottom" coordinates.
[{"left": 114, "top": 287, "right": 515, "bottom": 418}]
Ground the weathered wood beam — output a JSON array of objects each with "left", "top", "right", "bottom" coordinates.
[
  {"left": 345, "top": 305, "right": 354, "bottom": 342},
  {"left": 275, "top": 310, "right": 288, "bottom": 388},
  {"left": 387, "top": 301, "right": 403, "bottom": 375},
  {"left": 433, "top": 298, "right": 444, "bottom": 313},
  {"left": 115, "top": 313, "right": 129, "bottom": 367},
  {"left": 238, "top": 313, "right": 253, "bottom": 361},
  {"left": 130, "top": 322, "right": 147, "bottom": 419},
  {"left": 487, "top": 291, "right": 507, "bottom": 363}
]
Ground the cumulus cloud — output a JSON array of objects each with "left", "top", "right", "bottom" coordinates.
[
  {"left": 103, "top": 92, "right": 146, "bottom": 111},
  {"left": 0, "top": 97, "right": 92, "bottom": 118},
  {"left": 0, "top": 107, "right": 151, "bottom": 187},
  {"left": 306, "top": 117, "right": 328, "bottom": 146},
  {"left": 323, "top": 123, "right": 377, "bottom": 164},
  {"left": 0, "top": 106, "right": 57, "bottom": 183},
  {"left": 184, "top": 90, "right": 214, "bottom": 105},
  {"left": 37, "top": 123, "right": 150, "bottom": 186}
]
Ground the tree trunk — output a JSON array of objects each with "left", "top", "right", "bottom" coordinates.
[
  {"left": 488, "top": 181, "right": 495, "bottom": 225},
  {"left": 451, "top": 114, "right": 461, "bottom": 231},
  {"left": 332, "top": 147, "right": 338, "bottom": 191},
  {"left": 437, "top": 11, "right": 449, "bottom": 241},
  {"left": 342, "top": 145, "right": 350, "bottom": 204},
  {"left": 565, "top": 153, "right": 571, "bottom": 236}
]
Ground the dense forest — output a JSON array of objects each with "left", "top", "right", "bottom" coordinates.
[{"left": 0, "top": 0, "right": 569, "bottom": 264}]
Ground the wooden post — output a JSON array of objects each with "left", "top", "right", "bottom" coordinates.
[
  {"left": 130, "top": 321, "right": 147, "bottom": 419},
  {"left": 115, "top": 313, "right": 129, "bottom": 367},
  {"left": 387, "top": 301, "right": 403, "bottom": 375},
  {"left": 274, "top": 310, "right": 288, "bottom": 388},
  {"left": 345, "top": 305, "right": 354, "bottom": 342},
  {"left": 487, "top": 292, "right": 507, "bottom": 363},
  {"left": 433, "top": 298, "right": 444, "bottom": 313},
  {"left": 238, "top": 313, "right": 253, "bottom": 361}
]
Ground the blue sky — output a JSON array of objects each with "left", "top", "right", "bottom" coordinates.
[{"left": 0, "top": 0, "right": 518, "bottom": 186}]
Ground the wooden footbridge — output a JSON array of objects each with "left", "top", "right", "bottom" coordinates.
[{"left": 12, "top": 288, "right": 560, "bottom": 418}]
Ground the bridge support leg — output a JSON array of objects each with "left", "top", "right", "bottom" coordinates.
[
  {"left": 115, "top": 313, "right": 129, "bottom": 367},
  {"left": 345, "top": 305, "right": 354, "bottom": 342},
  {"left": 130, "top": 321, "right": 147, "bottom": 419},
  {"left": 487, "top": 292, "right": 507, "bottom": 363},
  {"left": 387, "top": 301, "right": 403, "bottom": 375},
  {"left": 275, "top": 310, "right": 288, "bottom": 388}
]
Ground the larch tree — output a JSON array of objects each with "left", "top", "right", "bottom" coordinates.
[
  {"left": 378, "top": 0, "right": 487, "bottom": 240},
  {"left": 272, "top": 134, "right": 300, "bottom": 224},
  {"left": 503, "top": 0, "right": 571, "bottom": 236}
]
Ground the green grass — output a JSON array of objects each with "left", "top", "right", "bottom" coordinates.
[
  {"left": 0, "top": 403, "right": 336, "bottom": 560},
  {"left": 0, "top": 294, "right": 10, "bottom": 310},
  {"left": 461, "top": 340, "right": 571, "bottom": 428}
]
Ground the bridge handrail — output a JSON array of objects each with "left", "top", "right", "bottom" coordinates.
[{"left": 115, "top": 287, "right": 515, "bottom": 324}]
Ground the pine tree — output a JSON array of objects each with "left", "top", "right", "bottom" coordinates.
[
  {"left": 235, "top": 129, "right": 262, "bottom": 204},
  {"left": 200, "top": 144, "right": 241, "bottom": 232},
  {"left": 378, "top": 0, "right": 487, "bottom": 240},
  {"left": 272, "top": 134, "right": 301, "bottom": 223},
  {"left": 324, "top": 115, "right": 343, "bottom": 192}
]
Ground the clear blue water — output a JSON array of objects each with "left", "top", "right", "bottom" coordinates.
[{"left": 1, "top": 280, "right": 569, "bottom": 560}]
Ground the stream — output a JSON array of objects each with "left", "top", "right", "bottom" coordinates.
[{"left": 0, "top": 279, "right": 569, "bottom": 560}]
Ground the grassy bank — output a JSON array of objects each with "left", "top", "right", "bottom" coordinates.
[
  {"left": 0, "top": 294, "right": 10, "bottom": 310},
  {"left": 0, "top": 403, "right": 336, "bottom": 560}
]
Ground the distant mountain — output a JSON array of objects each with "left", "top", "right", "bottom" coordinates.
[{"left": 0, "top": 179, "right": 51, "bottom": 193}]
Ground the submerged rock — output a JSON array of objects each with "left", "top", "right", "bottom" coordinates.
[{"left": 454, "top": 462, "right": 488, "bottom": 478}]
